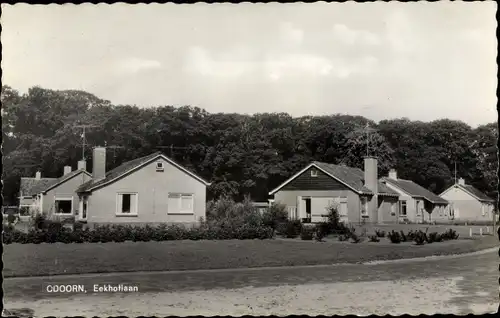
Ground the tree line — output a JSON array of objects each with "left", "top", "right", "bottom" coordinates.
[{"left": 2, "top": 85, "right": 498, "bottom": 206}]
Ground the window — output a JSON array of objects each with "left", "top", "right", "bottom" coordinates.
[
  {"left": 156, "top": 161, "right": 164, "bottom": 171},
  {"left": 168, "top": 193, "right": 194, "bottom": 214},
  {"left": 390, "top": 202, "right": 396, "bottom": 216},
  {"left": 400, "top": 201, "right": 407, "bottom": 216},
  {"left": 416, "top": 201, "right": 421, "bottom": 216},
  {"left": 310, "top": 169, "right": 318, "bottom": 177},
  {"left": 360, "top": 197, "right": 368, "bottom": 216},
  {"left": 54, "top": 197, "right": 73, "bottom": 214},
  {"left": 82, "top": 197, "right": 88, "bottom": 219},
  {"left": 481, "top": 204, "right": 486, "bottom": 216},
  {"left": 116, "top": 193, "right": 138, "bottom": 216}
]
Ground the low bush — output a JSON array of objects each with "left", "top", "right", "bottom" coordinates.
[
  {"left": 413, "top": 231, "right": 427, "bottom": 245},
  {"left": 387, "top": 230, "right": 402, "bottom": 244},
  {"left": 338, "top": 234, "right": 350, "bottom": 241},
  {"left": 427, "top": 232, "right": 442, "bottom": 243},
  {"left": 262, "top": 203, "right": 288, "bottom": 230},
  {"left": 278, "top": 220, "right": 302, "bottom": 238},
  {"left": 300, "top": 226, "right": 314, "bottom": 240},
  {"left": 369, "top": 235, "right": 380, "bottom": 242},
  {"left": 375, "top": 229, "right": 386, "bottom": 238},
  {"left": 441, "top": 229, "right": 459, "bottom": 240},
  {"left": 314, "top": 225, "right": 327, "bottom": 242}
]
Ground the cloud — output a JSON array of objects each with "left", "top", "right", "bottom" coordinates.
[
  {"left": 332, "top": 24, "right": 381, "bottom": 46},
  {"left": 115, "top": 57, "right": 162, "bottom": 74},
  {"left": 184, "top": 47, "right": 258, "bottom": 78},
  {"left": 280, "top": 22, "right": 304, "bottom": 45}
]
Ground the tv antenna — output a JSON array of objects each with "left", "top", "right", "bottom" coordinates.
[{"left": 74, "top": 124, "right": 99, "bottom": 161}]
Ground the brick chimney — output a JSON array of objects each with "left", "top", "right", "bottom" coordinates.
[
  {"left": 458, "top": 178, "right": 465, "bottom": 185},
  {"left": 388, "top": 169, "right": 397, "bottom": 180},
  {"left": 92, "top": 147, "right": 106, "bottom": 180},
  {"left": 63, "top": 166, "right": 72, "bottom": 175},
  {"left": 77, "top": 160, "right": 87, "bottom": 171},
  {"left": 35, "top": 171, "right": 41, "bottom": 180},
  {"left": 364, "top": 156, "right": 379, "bottom": 222}
]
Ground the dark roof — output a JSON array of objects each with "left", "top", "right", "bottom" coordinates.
[
  {"left": 40, "top": 169, "right": 91, "bottom": 194},
  {"left": 312, "top": 161, "right": 400, "bottom": 197},
  {"left": 381, "top": 177, "right": 448, "bottom": 204},
  {"left": 77, "top": 152, "right": 210, "bottom": 193},
  {"left": 20, "top": 177, "right": 57, "bottom": 197},
  {"left": 458, "top": 184, "right": 494, "bottom": 202}
]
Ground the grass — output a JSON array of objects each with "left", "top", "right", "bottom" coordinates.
[{"left": 3, "top": 235, "right": 497, "bottom": 278}]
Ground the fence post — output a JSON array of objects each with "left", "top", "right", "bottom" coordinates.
[
  {"left": 469, "top": 228, "right": 473, "bottom": 237},
  {"left": 479, "top": 228, "right": 483, "bottom": 236}
]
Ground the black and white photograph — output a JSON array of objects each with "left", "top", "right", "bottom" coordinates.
[{"left": 1, "top": 1, "right": 498, "bottom": 316}]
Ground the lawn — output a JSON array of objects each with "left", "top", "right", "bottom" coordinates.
[{"left": 3, "top": 235, "right": 497, "bottom": 278}]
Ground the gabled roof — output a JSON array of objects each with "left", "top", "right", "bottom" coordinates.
[
  {"left": 77, "top": 152, "right": 211, "bottom": 193},
  {"left": 20, "top": 177, "right": 57, "bottom": 197},
  {"left": 38, "top": 169, "right": 92, "bottom": 194},
  {"left": 269, "top": 161, "right": 400, "bottom": 197},
  {"left": 440, "top": 183, "right": 494, "bottom": 203},
  {"left": 381, "top": 177, "right": 448, "bottom": 204}
]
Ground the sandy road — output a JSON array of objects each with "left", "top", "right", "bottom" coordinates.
[{"left": 4, "top": 249, "right": 499, "bottom": 316}]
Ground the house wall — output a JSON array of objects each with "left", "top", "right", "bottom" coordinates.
[
  {"left": 438, "top": 186, "right": 493, "bottom": 222},
  {"left": 84, "top": 157, "right": 207, "bottom": 225},
  {"left": 377, "top": 196, "right": 399, "bottom": 223},
  {"left": 43, "top": 172, "right": 93, "bottom": 216},
  {"left": 383, "top": 182, "right": 419, "bottom": 222},
  {"left": 274, "top": 189, "right": 365, "bottom": 223}
]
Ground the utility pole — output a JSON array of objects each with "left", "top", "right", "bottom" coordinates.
[{"left": 74, "top": 124, "right": 98, "bottom": 161}]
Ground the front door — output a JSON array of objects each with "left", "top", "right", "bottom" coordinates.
[
  {"left": 303, "top": 197, "right": 311, "bottom": 222},
  {"left": 78, "top": 197, "right": 88, "bottom": 221}
]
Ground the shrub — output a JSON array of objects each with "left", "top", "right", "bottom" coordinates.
[
  {"left": 262, "top": 203, "right": 288, "bottom": 230},
  {"left": 369, "top": 235, "right": 380, "bottom": 242},
  {"left": 387, "top": 230, "right": 402, "bottom": 243},
  {"left": 300, "top": 226, "right": 314, "bottom": 240},
  {"left": 338, "top": 233, "right": 350, "bottom": 241},
  {"left": 314, "top": 225, "right": 327, "bottom": 242},
  {"left": 441, "top": 229, "right": 459, "bottom": 240},
  {"left": 400, "top": 230, "right": 408, "bottom": 242},
  {"left": 427, "top": 232, "right": 442, "bottom": 243},
  {"left": 279, "top": 220, "right": 302, "bottom": 238},
  {"left": 7, "top": 213, "right": 17, "bottom": 225},
  {"left": 375, "top": 229, "right": 386, "bottom": 238},
  {"left": 413, "top": 230, "right": 427, "bottom": 245}
]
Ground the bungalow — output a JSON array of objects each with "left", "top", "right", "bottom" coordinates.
[
  {"left": 32, "top": 161, "right": 93, "bottom": 218},
  {"left": 269, "top": 157, "right": 401, "bottom": 224},
  {"left": 437, "top": 178, "right": 495, "bottom": 223},
  {"left": 19, "top": 172, "right": 57, "bottom": 214},
  {"left": 380, "top": 169, "right": 448, "bottom": 223},
  {"left": 75, "top": 147, "right": 211, "bottom": 226}
]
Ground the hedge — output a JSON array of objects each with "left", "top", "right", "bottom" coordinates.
[{"left": 2, "top": 222, "right": 275, "bottom": 244}]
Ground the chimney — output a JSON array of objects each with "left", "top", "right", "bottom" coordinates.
[
  {"left": 92, "top": 147, "right": 106, "bottom": 180},
  {"left": 364, "top": 156, "right": 379, "bottom": 222},
  {"left": 388, "top": 169, "right": 397, "bottom": 180},
  {"left": 458, "top": 178, "right": 465, "bottom": 185},
  {"left": 77, "top": 160, "right": 87, "bottom": 171},
  {"left": 35, "top": 171, "right": 41, "bottom": 180},
  {"left": 63, "top": 166, "right": 72, "bottom": 175}
]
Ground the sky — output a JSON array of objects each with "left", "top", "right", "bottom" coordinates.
[{"left": 1, "top": 2, "right": 497, "bottom": 127}]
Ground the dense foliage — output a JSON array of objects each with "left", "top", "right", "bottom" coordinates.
[{"left": 2, "top": 85, "right": 497, "bottom": 206}]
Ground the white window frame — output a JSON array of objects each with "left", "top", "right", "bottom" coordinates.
[
  {"left": 116, "top": 192, "right": 139, "bottom": 216},
  {"left": 390, "top": 202, "right": 396, "bottom": 216},
  {"left": 167, "top": 193, "right": 194, "bottom": 215},
  {"left": 400, "top": 201, "right": 407, "bottom": 216},
  {"left": 310, "top": 169, "right": 318, "bottom": 177},
  {"left": 360, "top": 197, "right": 369, "bottom": 216},
  {"left": 481, "top": 203, "right": 486, "bottom": 216},
  {"left": 416, "top": 201, "right": 421, "bottom": 216},
  {"left": 53, "top": 196, "right": 74, "bottom": 215},
  {"left": 156, "top": 161, "right": 164, "bottom": 171}
]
